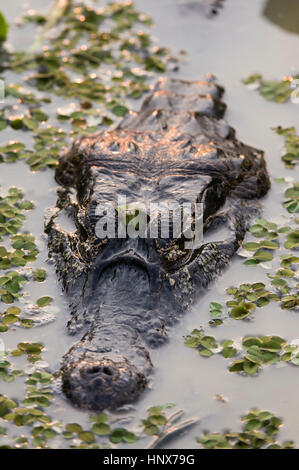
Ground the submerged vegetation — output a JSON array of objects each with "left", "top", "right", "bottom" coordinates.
[
  {"left": 185, "top": 166, "right": 299, "bottom": 379},
  {"left": 197, "top": 409, "right": 294, "bottom": 449},
  {"left": 243, "top": 73, "right": 299, "bottom": 103},
  {"left": 185, "top": 61, "right": 299, "bottom": 442},
  {"left": 273, "top": 126, "right": 299, "bottom": 169},
  {"left": 0, "top": 187, "right": 42, "bottom": 331},
  {"left": 0, "top": 0, "right": 175, "bottom": 449},
  {"left": 185, "top": 329, "right": 299, "bottom": 376},
  {"left": 0, "top": 352, "right": 193, "bottom": 450},
  {"left": 0, "top": 1, "right": 171, "bottom": 170}
]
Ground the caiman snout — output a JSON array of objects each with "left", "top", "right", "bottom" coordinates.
[{"left": 61, "top": 353, "right": 148, "bottom": 411}]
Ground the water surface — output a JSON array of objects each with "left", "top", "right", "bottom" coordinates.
[{"left": 1, "top": 0, "right": 299, "bottom": 448}]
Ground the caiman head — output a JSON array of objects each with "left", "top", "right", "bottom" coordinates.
[{"left": 47, "top": 77, "right": 270, "bottom": 411}]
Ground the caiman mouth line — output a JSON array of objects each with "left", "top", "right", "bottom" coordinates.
[
  {"left": 47, "top": 75, "right": 270, "bottom": 411},
  {"left": 93, "top": 254, "right": 161, "bottom": 290}
]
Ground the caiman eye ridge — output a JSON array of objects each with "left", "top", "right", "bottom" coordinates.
[{"left": 47, "top": 75, "right": 270, "bottom": 411}]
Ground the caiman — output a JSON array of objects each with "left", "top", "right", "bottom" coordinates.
[{"left": 46, "top": 75, "right": 270, "bottom": 411}]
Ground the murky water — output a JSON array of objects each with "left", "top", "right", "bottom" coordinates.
[{"left": 1, "top": 0, "right": 299, "bottom": 448}]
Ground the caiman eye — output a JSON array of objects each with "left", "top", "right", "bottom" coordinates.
[{"left": 241, "top": 157, "right": 252, "bottom": 170}]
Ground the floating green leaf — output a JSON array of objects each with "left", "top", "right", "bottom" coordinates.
[
  {"left": 36, "top": 296, "right": 53, "bottom": 308},
  {"left": 243, "top": 74, "right": 297, "bottom": 104},
  {"left": 273, "top": 127, "right": 299, "bottom": 168},
  {"left": 0, "top": 12, "right": 8, "bottom": 42},
  {"left": 198, "top": 409, "right": 294, "bottom": 449},
  {"left": 283, "top": 184, "right": 299, "bottom": 213}
]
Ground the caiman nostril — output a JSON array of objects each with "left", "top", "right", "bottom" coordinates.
[
  {"left": 103, "top": 367, "right": 113, "bottom": 376},
  {"left": 62, "top": 354, "right": 149, "bottom": 411},
  {"left": 85, "top": 365, "right": 114, "bottom": 376},
  {"left": 87, "top": 366, "right": 101, "bottom": 375}
]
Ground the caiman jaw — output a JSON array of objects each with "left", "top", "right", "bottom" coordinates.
[
  {"left": 59, "top": 321, "right": 154, "bottom": 411},
  {"left": 61, "top": 354, "right": 148, "bottom": 411}
]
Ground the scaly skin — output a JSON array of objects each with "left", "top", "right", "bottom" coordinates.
[{"left": 46, "top": 75, "right": 270, "bottom": 411}]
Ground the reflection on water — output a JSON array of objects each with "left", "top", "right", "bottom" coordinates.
[{"left": 263, "top": 0, "right": 299, "bottom": 35}]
